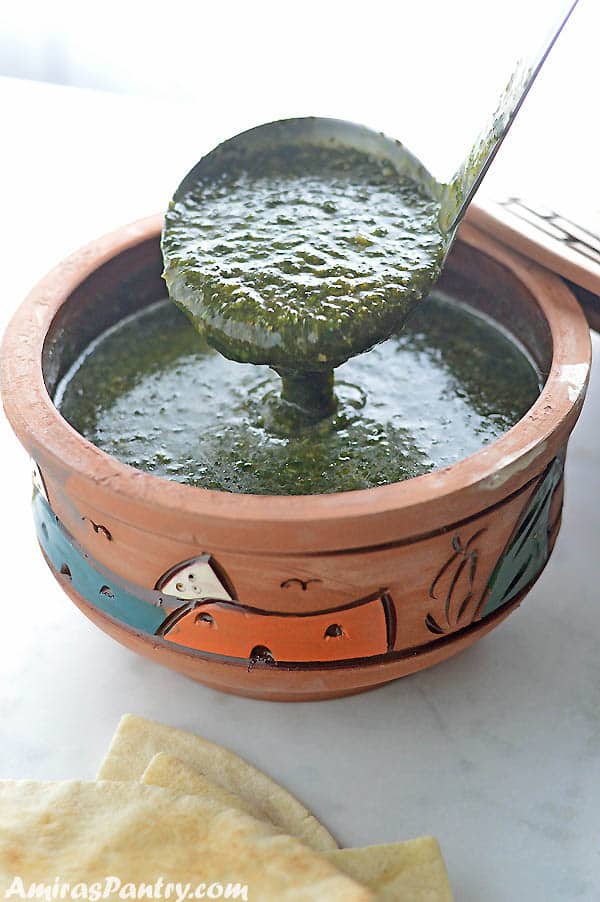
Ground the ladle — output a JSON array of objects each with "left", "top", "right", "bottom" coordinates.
[{"left": 162, "top": 0, "right": 577, "bottom": 417}]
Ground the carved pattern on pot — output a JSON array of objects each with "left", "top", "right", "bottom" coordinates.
[
  {"left": 32, "top": 449, "right": 565, "bottom": 679},
  {"left": 33, "top": 492, "right": 166, "bottom": 636},
  {"left": 280, "top": 578, "right": 322, "bottom": 591},
  {"left": 425, "top": 529, "right": 487, "bottom": 636},
  {"left": 423, "top": 457, "right": 565, "bottom": 634},
  {"left": 156, "top": 589, "right": 394, "bottom": 664},
  {"left": 32, "top": 471, "right": 559, "bottom": 670},
  {"left": 82, "top": 517, "right": 112, "bottom": 541},
  {"left": 34, "top": 488, "right": 401, "bottom": 665}
]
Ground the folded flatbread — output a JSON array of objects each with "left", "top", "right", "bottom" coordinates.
[
  {"left": 141, "top": 752, "right": 453, "bottom": 901},
  {"left": 0, "top": 780, "right": 368, "bottom": 901},
  {"left": 97, "top": 713, "right": 336, "bottom": 852}
]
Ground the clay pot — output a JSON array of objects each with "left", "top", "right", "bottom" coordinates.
[{"left": 0, "top": 214, "right": 591, "bottom": 700}]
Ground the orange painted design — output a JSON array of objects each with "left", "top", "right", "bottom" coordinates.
[{"left": 160, "top": 595, "right": 389, "bottom": 663}]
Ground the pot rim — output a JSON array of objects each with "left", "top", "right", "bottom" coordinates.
[{"left": 1, "top": 212, "right": 591, "bottom": 531}]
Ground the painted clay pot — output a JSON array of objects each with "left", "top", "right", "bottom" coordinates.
[{"left": 1, "top": 213, "right": 591, "bottom": 701}]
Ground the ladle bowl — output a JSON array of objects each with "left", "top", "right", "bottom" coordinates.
[{"left": 163, "top": 117, "right": 450, "bottom": 419}]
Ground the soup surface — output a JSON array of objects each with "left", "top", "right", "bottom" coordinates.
[{"left": 56, "top": 294, "right": 541, "bottom": 496}]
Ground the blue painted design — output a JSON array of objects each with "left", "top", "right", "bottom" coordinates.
[
  {"left": 33, "top": 491, "right": 166, "bottom": 635},
  {"left": 481, "top": 458, "right": 563, "bottom": 618}
]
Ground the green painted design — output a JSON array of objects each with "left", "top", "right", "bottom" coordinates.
[
  {"left": 481, "top": 458, "right": 563, "bottom": 618},
  {"left": 32, "top": 490, "right": 166, "bottom": 635}
]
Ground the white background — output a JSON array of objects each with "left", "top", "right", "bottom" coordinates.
[
  {"left": 1, "top": 0, "right": 598, "bottom": 186},
  {"left": 0, "top": 2, "right": 599, "bottom": 899}
]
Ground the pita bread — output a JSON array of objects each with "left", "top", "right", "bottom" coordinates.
[
  {"left": 328, "top": 841, "right": 453, "bottom": 901},
  {"left": 141, "top": 751, "right": 260, "bottom": 818},
  {"left": 97, "top": 714, "right": 337, "bottom": 852},
  {"left": 141, "top": 753, "right": 453, "bottom": 900},
  {"left": 0, "top": 780, "right": 368, "bottom": 901}
]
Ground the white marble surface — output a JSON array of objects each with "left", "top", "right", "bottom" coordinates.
[{"left": 1, "top": 76, "right": 599, "bottom": 901}]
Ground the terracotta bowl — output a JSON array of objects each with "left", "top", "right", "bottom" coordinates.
[{"left": 1, "top": 214, "right": 591, "bottom": 701}]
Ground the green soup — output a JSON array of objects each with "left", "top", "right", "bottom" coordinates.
[
  {"left": 162, "top": 143, "right": 447, "bottom": 416},
  {"left": 55, "top": 294, "right": 540, "bottom": 496}
]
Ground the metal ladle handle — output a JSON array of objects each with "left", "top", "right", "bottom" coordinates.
[{"left": 440, "top": 0, "right": 579, "bottom": 235}]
